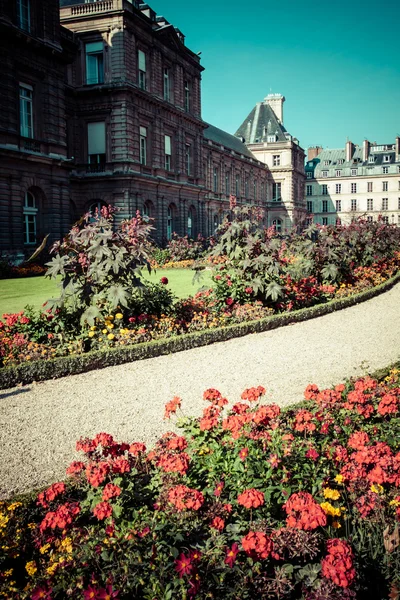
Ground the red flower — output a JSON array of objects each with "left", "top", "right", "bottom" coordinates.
[
  {"left": 225, "top": 297, "right": 234, "bottom": 306},
  {"left": 175, "top": 553, "right": 194, "bottom": 577},
  {"left": 241, "top": 386, "right": 266, "bottom": 402},
  {"left": 245, "top": 286, "right": 253, "bottom": 294},
  {"left": 39, "top": 502, "right": 80, "bottom": 532},
  {"left": 164, "top": 396, "right": 181, "bottom": 419},
  {"left": 321, "top": 538, "right": 356, "bottom": 588},
  {"left": 93, "top": 432, "right": 114, "bottom": 448},
  {"left": 102, "top": 483, "right": 122, "bottom": 501},
  {"left": 93, "top": 501, "right": 113, "bottom": 520},
  {"left": 294, "top": 410, "right": 316, "bottom": 433},
  {"left": 304, "top": 383, "right": 319, "bottom": 400},
  {"left": 305, "top": 447, "right": 319, "bottom": 461},
  {"left": 168, "top": 485, "right": 204, "bottom": 511},
  {"left": 31, "top": 586, "right": 53, "bottom": 600},
  {"left": 377, "top": 393, "right": 399, "bottom": 416},
  {"left": 129, "top": 442, "right": 146, "bottom": 456},
  {"left": 210, "top": 517, "right": 225, "bottom": 531},
  {"left": 160, "top": 277, "right": 169, "bottom": 285},
  {"left": 283, "top": 492, "right": 326, "bottom": 530},
  {"left": 242, "top": 531, "right": 273, "bottom": 560},
  {"left": 86, "top": 461, "right": 110, "bottom": 487},
  {"left": 224, "top": 542, "right": 239, "bottom": 567},
  {"left": 97, "top": 585, "right": 119, "bottom": 599},
  {"left": 348, "top": 431, "right": 370, "bottom": 450},
  {"left": 239, "top": 447, "right": 249, "bottom": 461},
  {"left": 83, "top": 587, "right": 101, "bottom": 600},
  {"left": 37, "top": 482, "right": 66, "bottom": 508},
  {"left": 237, "top": 488, "right": 264, "bottom": 509},
  {"left": 112, "top": 457, "right": 131, "bottom": 474},
  {"left": 157, "top": 452, "right": 190, "bottom": 475},
  {"left": 214, "top": 481, "right": 224, "bottom": 497},
  {"left": 66, "top": 461, "right": 85, "bottom": 476},
  {"left": 166, "top": 436, "right": 188, "bottom": 451}
]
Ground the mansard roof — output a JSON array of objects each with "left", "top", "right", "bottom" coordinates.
[
  {"left": 203, "top": 123, "right": 257, "bottom": 160},
  {"left": 235, "top": 102, "right": 287, "bottom": 144}
]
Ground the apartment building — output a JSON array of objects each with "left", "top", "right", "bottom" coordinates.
[{"left": 305, "top": 140, "right": 400, "bottom": 227}]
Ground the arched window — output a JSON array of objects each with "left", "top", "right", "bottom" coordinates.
[
  {"left": 143, "top": 200, "right": 154, "bottom": 221},
  {"left": 187, "top": 206, "right": 196, "bottom": 238},
  {"left": 88, "top": 200, "right": 106, "bottom": 221},
  {"left": 167, "top": 204, "right": 176, "bottom": 240},
  {"left": 213, "top": 214, "right": 219, "bottom": 233},
  {"left": 23, "top": 190, "right": 38, "bottom": 245},
  {"left": 272, "top": 218, "right": 282, "bottom": 233}
]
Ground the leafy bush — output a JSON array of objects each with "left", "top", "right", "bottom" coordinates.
[
  {"left": 209, "top": 209, "right": 400, "bottom": 310},
  {"left": 45, "top": 206, "right": 154, "bottom": 328},
  {"left": 1, "top": 370, "right": 400, "bottom": 599}
]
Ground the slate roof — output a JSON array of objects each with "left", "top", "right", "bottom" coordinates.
[
  {"left": 203, "top": 123, "right": 257, "bottom": 160},
  {"left": 235, "top": 102, "right": 288, "bottom": 144},
  {"left": 306, "top": 146, "right": 398, "bottom": 176}
]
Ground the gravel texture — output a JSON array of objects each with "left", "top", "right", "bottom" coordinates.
[{"left": 1, "top": 283, "right": 400, "bottom": 499}]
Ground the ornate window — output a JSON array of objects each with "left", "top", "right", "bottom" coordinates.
[{"left": 23, "top": 190, "right": 38, "bottom": 245}]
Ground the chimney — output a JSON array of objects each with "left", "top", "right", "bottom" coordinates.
[
  {"left": 307, "top": 146, "right": 323, "bottom": 161},
  {"left": 346, "top": 141, "right": 354, "bottom": 162},
  {"left": 265, "top": 93, "right": 285, "bottom": 124},
  {"left": 396, "top": 136, "right": 400, "bottom": 161},
  {"left": 363, "top": 139, "right": 370, "bottom": 162}
]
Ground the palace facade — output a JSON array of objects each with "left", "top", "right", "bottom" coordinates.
[{"left": 0, "top": 0, "right": 306, "bottom": 257}]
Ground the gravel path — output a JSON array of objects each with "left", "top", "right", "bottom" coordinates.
[{"left": 1, "top": 284, "right": 400, "bottom": 499}]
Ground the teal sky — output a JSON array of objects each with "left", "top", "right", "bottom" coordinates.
[{"left": 149, "top": 0, "right": 400, "bottom": 152}]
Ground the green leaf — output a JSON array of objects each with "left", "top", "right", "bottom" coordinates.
[
  {"left": 106, "top": 285, "right": 129, "bottom": 309},
  {"left": 265, "top": 280, "right": 283, "bottom": 301},
  {"left": 80, "top": 305, "right": 102, "bottom": 327},
  {"left": 45, "top": 254, "right": 68, "bottom": 278}
]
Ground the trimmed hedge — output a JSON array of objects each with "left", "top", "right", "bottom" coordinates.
[{"left": 1, "top": 271, "right": 400, "bottom": 390}]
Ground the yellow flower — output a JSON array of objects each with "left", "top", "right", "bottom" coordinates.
[
  {"left": 90, "top": 326, "right": 97, "bottom": 331},
  {"left": 25, "top": 561, "right": 37, "bottom": 577},
  {"left": 28, "top": 522, "right": 36, "bottom": 529},
  {"left": 107, "top": 333, "right": 115, "bottom": 340},
  {"left": 0, "top": 513, "right": 10, "bottom": 529},
  {"left": 323, "top": 488, "right": 341, "bottom": 501},
  {"left": 332, "top": 520, "right": 342, "bottom": 529},
  {"left": 106, "top": 315, "right": 114, "bottom": 320},
  {"left": 3, "top": 569, "right": 12, "bottom": 577},
  {"left": 47, "top": 562, "right": 58, "bottom": 576},
  {"left": 370, "top": 484, "right": 384, "bottom": 494},
  {"left": 102, "top": 329, "right": 108, "bottom": 334},
  {"left": 115, "top": 313, "right": 123, "bottom": 320},
  {"left": 60, "top": 538, "right": 73, "bottom": 554},
  {"left": 88, "top": 331, "right": 96, "bottom": 338},
  {"left": 107, "top": 323, "right": 114, "bottom": 329},
  {"left": 320, "top": 502, "right": 341, "bottom": 517},
  {"left": 389, "top": 499, "right": 400, "bottom": 507},
  {"left": 98, "top": 338, "right": 103, "bottom": 342},
  {"left": 7, "top": 502, "right": 22, "bottom": 512},
  {"left": 40, "top": 543, "right": 51, "bottom": 554},
  {"left": 334, "top": 474, "right": 344, "bottom": 484}
]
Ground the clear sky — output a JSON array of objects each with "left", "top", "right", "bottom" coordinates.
[{"left": 148, "top": 0, "right": 400, "bottom": 152}]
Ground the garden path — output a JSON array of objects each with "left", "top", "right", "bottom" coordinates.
[{"left": 1, "top": 283, "right": 400, "bottom": 499}]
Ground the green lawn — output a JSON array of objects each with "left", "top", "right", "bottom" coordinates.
[{"left": 0, "top": 268, "right": 213, "bottom": 316}]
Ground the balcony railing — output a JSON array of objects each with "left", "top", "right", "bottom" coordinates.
[{"left": 71, "top": 1, "right": 115, "bottom": 16}]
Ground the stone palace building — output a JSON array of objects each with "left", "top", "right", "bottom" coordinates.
[{"left": 0, "top": 0, "right": 306, "bottom": 257}]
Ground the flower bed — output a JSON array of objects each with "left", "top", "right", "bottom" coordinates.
[
  {"left": 1, "top": 211, "right": 400, "bottom": 376},
  {"left": 1, "top": 368, "right": 400, "bottom": 599}
]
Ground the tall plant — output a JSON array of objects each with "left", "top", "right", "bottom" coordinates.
[{"left": 46, "top": 206, "right": 154, "bottom": 326}]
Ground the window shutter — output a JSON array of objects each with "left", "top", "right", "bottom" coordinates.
[{"left": 87, "top": 122, "right": 106, "bottom": 155}]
